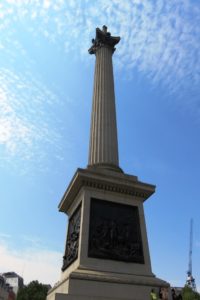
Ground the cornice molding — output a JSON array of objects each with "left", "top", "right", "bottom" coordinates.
[{"left": 59, "top": 168, "right": 155, "bottom": 213}]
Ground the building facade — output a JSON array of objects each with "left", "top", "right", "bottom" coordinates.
[
  {"left": 3, "top": 272, "right": 23, "bottom": 296},
  {"left": 0, "top": 275, "right": 15, "bottom": 300}
]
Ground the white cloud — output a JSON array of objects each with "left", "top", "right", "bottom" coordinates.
[
  {"left": 0, "top": 0, "right": 199, "bottom": 100},
  {"left": 1, "top": 0, "right": 198, "bottom": 102},
  {"left": 0, "top": 0, "right": 199, "bottom": 170},
  {"left": 0, "top": 233, "right": 11, "bottom": 239},
  {"left": 43, "top": 0, "right": 51, "bottom": 9},
  {"left": 0, "top": 89, "right": 32, "bottom": 154},
  {"left": 0, "top": 238, "right": 62, "bottom": 286},
  {"left": 0, "top": 68, "right": 64, "bottom": 172}
]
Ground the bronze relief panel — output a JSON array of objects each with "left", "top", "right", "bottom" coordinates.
[
  {"left": 88, "top": 198, "right": 144, "bottom": 264},
  {"left": 62, "top": 203, "right": 81, "bottom": 271}
]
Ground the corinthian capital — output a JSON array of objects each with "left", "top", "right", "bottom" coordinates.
[{"left": 88, "top": 25, "right": 120, "bottom": 55}]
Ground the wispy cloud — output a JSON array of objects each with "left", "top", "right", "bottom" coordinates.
[
  {"left": 0, "top": 67, "right": 64, "bottom": 173},
  {"left": 0, "top": 0, "right": 200, "bottom": 170},
  {"left": 0, "top": 233, "right": 11, "bottom": 239},
  {"left": 0, "top": 237, "right": 62, "bottom": 285},
  {"left": 1, "top": 0, "right": 199, "bottom": 102}
]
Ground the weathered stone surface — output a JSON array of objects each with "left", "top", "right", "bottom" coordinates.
[
  {"left": 47, "top": 26, "right": 171, "bottom": 300},
  {"left": 88, "top": 26, "right": 121, "bottom": 171},
  {"left": 48, "top": 269, "right": 170, "bottom": 300}
]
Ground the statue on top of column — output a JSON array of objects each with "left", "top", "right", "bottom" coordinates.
[{"left": 88, "top": 25, "right": 120, "bottom": 55}]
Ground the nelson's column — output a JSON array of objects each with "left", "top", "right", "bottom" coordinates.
[{"left": 47, "top": 26, "right": 170, "bottom": 300}]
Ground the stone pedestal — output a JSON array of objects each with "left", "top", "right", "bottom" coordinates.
[{"left": 47, "top": 168, "right": 170, "bottom": 300}]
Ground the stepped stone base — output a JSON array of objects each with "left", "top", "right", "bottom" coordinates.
[
  {"left": 46, "top": 167, "right": 171, "bottom": 300},
  {"left": 47, "top": 269, "right": 170, "bottom": 300},
  {"left": 52, "top": 294, "right": 151, "bottom": 300}
]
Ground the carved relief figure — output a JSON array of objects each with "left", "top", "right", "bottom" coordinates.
[
  {"left": 89, "top": 198, "right": 144, "bottom": 264},
  {"left": 62, "top": 204, "right": 81, "bottom": 270}
]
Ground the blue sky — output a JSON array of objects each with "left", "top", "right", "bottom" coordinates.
[{"left": 0, "top": 0, "right": 200, "bottom": 290}]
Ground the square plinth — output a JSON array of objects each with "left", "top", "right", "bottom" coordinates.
[{"left": 47, "top": 168, "right": 170, "bottom": 300}]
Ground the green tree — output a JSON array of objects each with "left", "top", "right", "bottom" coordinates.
[
  {"left": 182, "top": 285, "right": 200, "bottom": 300},
  {"left": 17, "top": 280, "right": 49, "bottom": 300}
]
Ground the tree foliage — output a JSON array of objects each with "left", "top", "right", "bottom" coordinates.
[
  {"left": 16, "top": 280, "right": 49, "bottom": 300},
  {"left": 182, "top": 285, "right": 200, "bottom": 300}
]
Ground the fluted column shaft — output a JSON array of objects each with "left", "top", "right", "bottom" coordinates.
[{"left": 88, "top": 45, "right": 119, "bottom": 168}]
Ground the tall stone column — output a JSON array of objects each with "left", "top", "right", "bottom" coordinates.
[
  {"left": 47, "top": 25, "right": 170, "bottom": 300},
  {"left": 88, "top": 26, "right": 121, "bottom": 172}
]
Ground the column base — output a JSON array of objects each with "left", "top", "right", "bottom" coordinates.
[
  {"left": 47, "top": 269, "right": 171, "bottom": 300},
  {"left": 87, "top": 163, "right": 123, "bottom": 173}
]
